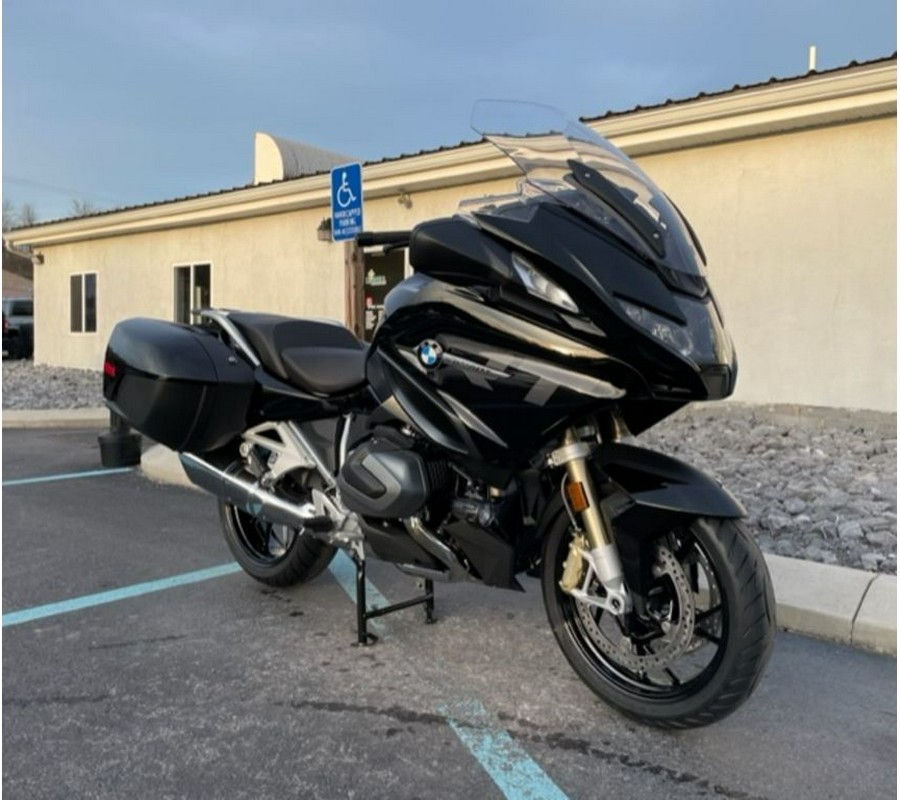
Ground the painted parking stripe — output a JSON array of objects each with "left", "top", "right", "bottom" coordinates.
[
  {"left": 445, "top": 699, "right": 569, "bottom": 800},
  {"left": 2, "top": 563, "right": 242, "bottom": 627},
  {"left": 326, "top": 552, "right": 570, "bottom": 800},
  {"left": 328, "top": 551, "right": 390, "bottom": 607},
  {"left": 2, "top": 552, "right": 375, "bottom": 629},
  {"left": 3, "top": 467, "right": 134, "bottom": 488}
]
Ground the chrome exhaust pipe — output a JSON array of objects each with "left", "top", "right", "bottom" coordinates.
[
  {"left": 395, "top": 564, "right": 458, "bottom": 583},
  {"left": 404, "top": 516, "right": 469, "bottom": 582},
  {"left": 179, "top": 453, "right": 328, "bottom": 531}
]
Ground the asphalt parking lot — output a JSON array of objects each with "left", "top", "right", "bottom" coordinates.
[{"left": 3, "top": 427, "right": 897, "bottom": 800}]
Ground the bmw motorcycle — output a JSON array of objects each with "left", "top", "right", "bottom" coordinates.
[{"left": 103, "top": 102, "right": 774, "bottom": 728}]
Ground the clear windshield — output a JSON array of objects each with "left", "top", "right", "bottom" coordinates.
[{"left": 467, "top": 101, "right": 706, "bottom": 276}]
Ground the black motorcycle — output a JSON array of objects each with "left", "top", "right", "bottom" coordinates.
[{"left": 103, "top": 102, "right": 774, "bottom": 728}]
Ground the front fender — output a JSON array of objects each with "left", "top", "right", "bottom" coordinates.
[{"left": 593, "top": 442, "right": 744, "bottom": 530}]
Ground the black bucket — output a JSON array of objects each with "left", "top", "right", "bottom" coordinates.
[{"left": 98, "top": 412, "right": 142, "bottom": 468}]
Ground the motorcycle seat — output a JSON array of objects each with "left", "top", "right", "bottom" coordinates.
[{"left": 227, "top": 312, "right": 367, "bottom": 395}]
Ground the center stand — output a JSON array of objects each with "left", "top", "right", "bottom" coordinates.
[{"left": 351, "top": 551, "right": 435, "bottom": 645}]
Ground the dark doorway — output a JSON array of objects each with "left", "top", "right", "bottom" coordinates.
[{"left": 362, "top": 249, "right": 406, "bottom": 342}]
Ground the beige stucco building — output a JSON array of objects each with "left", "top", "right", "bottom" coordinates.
[{"left": 7, "top": 57, "right": 897, "bottom": 412}]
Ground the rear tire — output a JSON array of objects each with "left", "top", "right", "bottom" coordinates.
[
  {"left": 218, "top": 467, "right": 336, "bottom": 587},
  {"left": 542, "top": 515, "right": 775, "bottom": 728}
]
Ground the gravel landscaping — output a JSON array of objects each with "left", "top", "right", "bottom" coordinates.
[
  {"left": 3, "top": 359, "right": 896, "bottom": 574},
  {"left": 641, "top": 404, "right": 896, "bottom": 575},
  {"left": 3, "top": 361, "right": 104, "bottom": 410}
]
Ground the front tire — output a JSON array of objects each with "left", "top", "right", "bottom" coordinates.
[{"left": 542, "top": 515, "right": 775, "bottom": 728}]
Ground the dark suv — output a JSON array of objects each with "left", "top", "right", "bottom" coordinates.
[{"left": 3, "top": 297, "right": 34, "bottom": 359}]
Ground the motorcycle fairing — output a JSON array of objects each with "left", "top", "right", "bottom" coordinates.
[
  {"left": 369, "top": 272, "right": 646, "bottom": 464},
  {"left": 474, "top": 201, "right": 736, "bottom": 398},
  {"left": 371, "top": 189, "right": 732, "bottom": 464}
]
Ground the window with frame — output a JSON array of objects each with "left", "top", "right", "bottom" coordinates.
[
  {"left": 70, "top": 273, "right": 97, "bottom": 333},
  {"left": 174, "top": 262, "right": 211, "bottom": 324}
]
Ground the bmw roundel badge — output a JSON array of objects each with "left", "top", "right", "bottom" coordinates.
[{"left": 416, "top": 339, "right": 443, "bottom": 368}]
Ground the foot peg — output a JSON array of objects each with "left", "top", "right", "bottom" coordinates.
[{"left": 303, "top": 515, "right": 335, "bottom": 533}]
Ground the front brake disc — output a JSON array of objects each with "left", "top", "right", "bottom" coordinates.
[{"left": 575, "top": 544, "right": 695, "bottom": 673}]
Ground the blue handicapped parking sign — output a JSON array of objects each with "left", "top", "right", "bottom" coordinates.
[{"left": 330, "top": 163, "right": 364, "bottom": 242}]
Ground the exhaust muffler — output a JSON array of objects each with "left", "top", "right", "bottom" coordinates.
[{"left": 179, "top": 453, "right": 331, "bottom": 532}]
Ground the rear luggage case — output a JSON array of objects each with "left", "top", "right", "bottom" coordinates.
[{"left": 103, "top": 318, "right": 255, "bottom": 453}]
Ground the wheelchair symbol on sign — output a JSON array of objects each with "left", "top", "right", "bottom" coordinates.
[{"left": 336, "top": 171, "right": 357, "bottom": 209}]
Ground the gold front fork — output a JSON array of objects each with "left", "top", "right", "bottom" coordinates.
[{"left": 552, "top": 427, "right": 630, "bottom": 615}]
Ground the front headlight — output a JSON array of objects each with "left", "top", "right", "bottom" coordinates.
[
  {"left": 618, "top": 295, "right": 733, "bottom": 366},
  {"left": 511, "top": 253, "right": 579, "bottom": 314}
]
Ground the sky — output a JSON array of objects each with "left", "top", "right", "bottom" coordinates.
[{"left": 2, "top": 0, "right": 897, "bottom": 223}]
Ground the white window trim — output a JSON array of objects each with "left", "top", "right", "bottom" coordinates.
[
  {"left": 68, "top": 271, "right": 98, "bottom": 335},
  {"left": 173, "top": 261, "right": 213, "bottom": 323}
]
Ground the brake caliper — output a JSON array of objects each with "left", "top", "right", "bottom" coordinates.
[{"left": 560, "top": 532, "right": 589, "bottom": 593}]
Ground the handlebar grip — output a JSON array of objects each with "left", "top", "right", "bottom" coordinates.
[{"left": 356, "top": 231, "right": 411, "bottom": 248}]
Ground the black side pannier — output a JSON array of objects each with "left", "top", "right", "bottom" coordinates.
[{"left": 103, "top": 318, "right": 255, "bottom": 453}]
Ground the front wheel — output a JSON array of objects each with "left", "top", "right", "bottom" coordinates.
[{"left": 542, "top": 515, "right": 775, "bottom": 728}]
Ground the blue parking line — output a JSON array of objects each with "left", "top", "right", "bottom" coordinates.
[
  {"left": 3, "top": 467, "right": 134, "bottom": 488},
  {"left": 2, "top": 563, "right": 242, "bottom": 627},
  {"left": 445, "top": 699, "right": 569, "bottom": 800},
  {"left": 327, "top": 551, "right": 390, "bottom": 608}
]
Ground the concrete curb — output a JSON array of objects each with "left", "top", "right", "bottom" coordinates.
[
  {"left": 3, "top": 407, "right": 110, "bottom": 428},
  {"left": 4, "top": 408, "right": 895, "bottom": 656},
  {"left": 765, "top": 553, "right": 896, "bottom": 654}
]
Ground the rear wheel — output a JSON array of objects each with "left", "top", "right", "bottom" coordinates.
[
  {"left": 542, "top": 515, "right": 775, "bottom": 728},
  {"left": 219, "top": 466, "right": 336, "bottom": 587}
]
